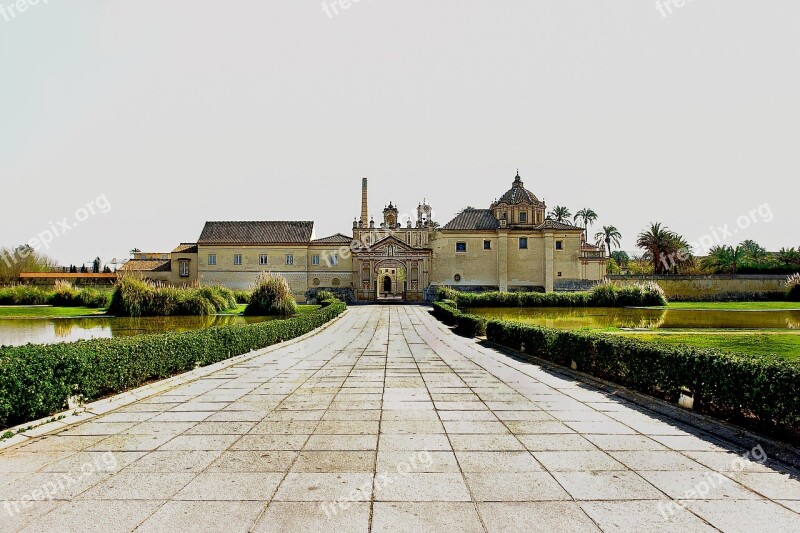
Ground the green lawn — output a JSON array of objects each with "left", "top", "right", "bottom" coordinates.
[
  {"left": 614, "top": 331, "right": 800, "bottom": 361},
  {"left": 664, "top": 301, "right": 800, "bottom": 310},
  {"left": 0, "top": 306, "right": 107, "bottom": 318}
]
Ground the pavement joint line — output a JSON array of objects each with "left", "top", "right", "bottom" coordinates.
[
  {"left": 2, "top": 306, "right": 799, "bottom": 531},
  {"left": 0, "top": 309, "right": 350, "bottom": 451}
]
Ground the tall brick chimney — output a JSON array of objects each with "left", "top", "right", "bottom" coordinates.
[{"left": 361, "top": 177, "right": 369, "bottom": 226}]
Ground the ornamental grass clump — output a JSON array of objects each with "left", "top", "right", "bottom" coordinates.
[
  {"left": 787, "top": 273, "right": 800, "bottom": 302},
  {"left": 245, "top": 273, "right": 299, "bottom": 316},
  {"left": 0, "top": 285, "right": 51, "bottom": 305},
  {"left": 50, "top": 280, "right": 82, "bottom": 306},
  {"left": 108, "top": 276, "right": 236, "bottom": 317}
]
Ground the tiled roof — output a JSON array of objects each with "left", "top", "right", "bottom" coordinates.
[
  {"left": 492, "top": 173, "right": 545, "bottom": 207},
  {"left": 172, "top": 243, "right": 198, "bottom": 254},
  {"left": 534, "top": 220, "right": 583, "bottom": 231},
  {"left": 311, "top": 233, "right": 352, "bottom": 244},
  {"left": 198, "top": 221, "right": 314, "bottom": 244},
  {"left": 118, "top": 259, "right": 171, "bottom": 272},
  {"left": 442, "top": 209, "right": 500, "bottom": 230}
]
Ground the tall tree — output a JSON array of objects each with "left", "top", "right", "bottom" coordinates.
[
  {"left": 573, "top": 208, "right": 598, "bottom": 239},
  {"left": 739, "top": 240, "right": 768, "bottom": 267},
  {"left": 636, "top": 222, "right": 690, "bottom": 274},
  {"left": 595, "top": 226, "right": 622, "bottom": 257},
  {"left": 548, "top": 206, "right": 571, "bottom": 224},
  {"left": 701, "top": 245, "right": 742, "bottom": 274}
]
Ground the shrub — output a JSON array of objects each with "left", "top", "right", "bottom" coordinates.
[
  {"left": 439, "top": 282, "right": 667, "bottom": 309},
  {"left": 108, "top": 276, "right": 153, "bottom": 317},
  {"left": 787, "top": 274, "right": 800, "bottom": 302},
  {"left": 0, "top": 284, "right": 110, "bottom": 308},
  {"left": 432, "top": 301, "right": 486, "bottom": 337},
  {"left": 233, "top": 290, "right": 251, "bottom": 304},
  {"left": 483, "top": 319, "right": 800, "bottom": 441},
  {"left": 315, "top": 290, "right": 336, "bottom": 304},
  {"left": 50, "top": 280, "right": 82, "bottom": 306},
  {"left": 0, "top": 286, "right": 51, "bottom": 305},
  {"left": 0, "top": 300, "right": 346, "bottom": 428},
  {"left": 108, "top": 277, "right": 236, "bottom": 317},
  {"left": 245, "top": 273, "right": 299, "bottom": 317}
]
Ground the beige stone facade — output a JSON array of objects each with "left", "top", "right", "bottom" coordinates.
[{"left": 124, "top": 172, "right": 606, "bottom": 301}]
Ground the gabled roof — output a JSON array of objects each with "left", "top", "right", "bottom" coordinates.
[
  {"left": 442, "top": 209, "right": 500, "bottom": 231},
  {"left": 370, "top": 234, "right": 420, "bottom": 251},
  {"left": 534, "top": 220, "right": 583, "bottom": 231},
  {"left": 172, "top": 243, "right": 198, "bottom": 254},
  {"left": 311, "top": 233, "right": 352, "bottom": 244},
  {"left": 198, "top": 221, "right": 314, "bottom": 244},
  {"left": 118, "top": 259, "right": 171, "bottom": 272}
]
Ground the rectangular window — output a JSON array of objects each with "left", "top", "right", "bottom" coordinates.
[
  {"left": 179, "top": 260, "right": 190, "bottom": 277},
  {"left": 555, "top": 240, "right": 563, "bottom": 250},
  {"left": 519, "top": 237, "right": 528, "bottom": 249},
  {"left": 327, "top": 253, "right": 339, "bottom": 266},
  {"left": 259, "top": 254, "right": 268, "bottom": 265},
  {"left": 455, "top": 242, "right": 467, "bottom": 253},
  {"left": 234, "top": 254, "right": 242, "bottom": 266},
  {"left": 483, "top": 240, "right": 491, "bottom": 250},
  {"left": 311, "top": 255, "right": 320, "bottom": 266},
  {"left": 286, "top": 254, "right": 294, "bottom": 265},
  {"left": 208, "top": 254, "right": 217, "bottom": 266},
  {"left": 519, "top": 212, "right": 527, "bottom": 223}
]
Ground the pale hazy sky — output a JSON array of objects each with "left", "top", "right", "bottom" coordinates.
[{"left": 1, "top": 1, "right": 798, "bottom": 266}]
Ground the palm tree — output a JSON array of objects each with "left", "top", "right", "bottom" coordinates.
[
  {"left": 777, "top": 247, "right": 800, "bottom": 268},
  {"left": 573, "top": 208, "right": 598, "bottom": 238},
  {"left": 636, "top": 222, "right": 688, "bottom": 274},
  {"left": 739, "top": 240, "right": 768, "bottom": 267},
  {"left": 548, "top": 206, "right": 571, "bottom": 224},
  {"left": 702, "top": 245, "right": 742, "bottom": 274},
  {"left": 595, "top": 226, "right": 622, "bottom": 257}
]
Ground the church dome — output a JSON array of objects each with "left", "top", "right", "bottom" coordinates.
[{"left": 492, "top": 171, "right": 544, "bottom": 207}]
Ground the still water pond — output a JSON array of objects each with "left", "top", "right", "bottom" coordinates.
[
  {"left": 466, "top": 307, "right": 800, "bottom": 331},
  {"left": 0, "top": 315, "right": 275, "bottom": 347}
]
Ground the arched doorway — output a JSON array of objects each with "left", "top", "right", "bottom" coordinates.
[{"left": 375, "top": 259, "right": 406, "bottom": 300}]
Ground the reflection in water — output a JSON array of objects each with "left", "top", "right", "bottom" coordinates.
[
  {"left": 0, "top": 315, "right": 274, "bottom": 347},
  {"left": 466, "top": 307, "right": 800, "bottom": 331}
]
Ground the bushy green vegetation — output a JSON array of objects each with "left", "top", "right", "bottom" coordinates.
[
  {"left": 0, "top": 300, "right": 346, "bottom": 428},
  {"left": 432, "top": 301, "right": 486, "bottom": 337},
  {"left": 485, "top": 319, "right": 800, "bottom": 441},
  {"left": 619, "top": 332, "right": 800, "bottom": 362},
  {"left": 233, "top": 290, "right": 251, "bottom": 304},
  {"left": 438, "top": 281, "right": 667, "bottom": 308},
  {"left": 0, "top": 246, "right": 58, "bottom": 284},
  {"left": 245, "top": 273, "right": 299, "bottom": 317},
  {"left": 107, "top": 277, "right": 237, "bottom": 317},
  {"left": 787, "top": 274, "right": 800, "bottom": 302},
  {"left": 702, "top": 242, "right": 800, "bottom": 275},
  {"left": 314, "top": 290, "right": 336, "bottom": 303},
  {"left": 0, "top": 284, "right": 110, "bottom": 309}
]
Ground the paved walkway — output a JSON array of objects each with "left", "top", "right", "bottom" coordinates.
[{"left": 1, "top": 306, "right": 799, "bottom": 532}]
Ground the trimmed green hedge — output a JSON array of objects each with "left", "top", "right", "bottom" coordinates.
[
  {"left": 439, "top": 282, "right": 667, "bottom": 308},
  {"left": 485, "top": 319, "right": 800, "bottom": 441},
  {"left": 432, "top": 301, "right": 487, "bottom": 338},
  {"left": 0, "top": 301, "right": 346, "bottom": 428}
]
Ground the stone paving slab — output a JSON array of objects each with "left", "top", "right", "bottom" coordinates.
[{"left": 0, "top": 306, "right": 799, "bottom": 532}]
